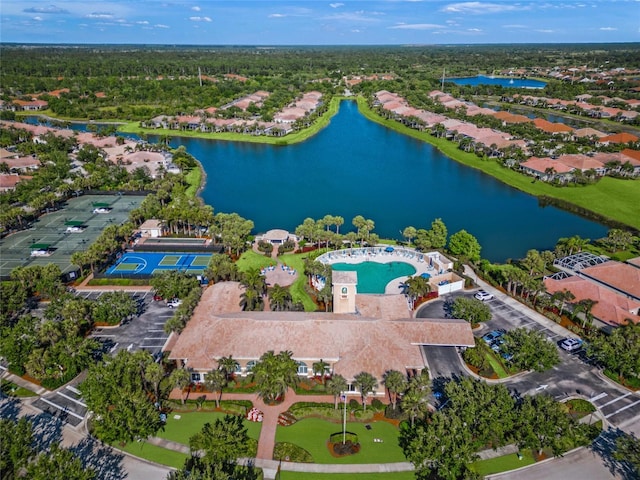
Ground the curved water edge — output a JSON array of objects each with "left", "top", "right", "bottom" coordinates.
[
  {"left": 152, "top": 101, "right": 608, "bottom": 263},
  {"left": 446, "top": 75, "right": 547, "bottom": 89}
]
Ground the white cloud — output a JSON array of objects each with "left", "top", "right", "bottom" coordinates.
[
  {"left": 33, "top": 16, "right": 43, "bottom": 21},
  {"left": 467, "top": 28, "right": 482, "bottom": 32},
  {"left": 351, "top": 29, "right": 361, "bottom": 33},
  {"left": 136, "top": 20, "right": 149, "bottom": 25},
  {"left": 268, "top": 13, "right": 286, "bottom": 18},
  {"left": 189, "top": 16, "right": 211, "bottom": 22},
  {"left": 86, "top": 12, "right": 114, "bottom": 19},
  {"left": 390, "top": 23, "right": 445, "bottom": 30},
  {"left": 191, "top": 6, "right": 201, "bottom": 11},
  {"left": 503, "top": 24, "right": 526, "bottom": 28},
  {"left": 599, "top": 27, "right": 617, "bottom": 31},
  {"left": 329, "top": 3, "right": 344, "bottom": 8},
  {"left": 535, "top": 29, "right": 554, "bottom": 33},
  {"left": 441, "top": 2, "right": 526, "bottom": 14},
  {"left": 23, "top": 5, "right": 69, "bottom": 14},
  {"left": 322, "top": 11, "right": 383, "bottom": 23},
  {"left": 155, "top": 24, "right": 169, "bottom": 28}
]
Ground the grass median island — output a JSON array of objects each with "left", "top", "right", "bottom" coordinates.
[
  {"left": 118, "top": 441, "right": 188, "bottom": 469},
  {"left": 275, "top": 418, "right": 405, "bottom": 464},
  {"left": 471, "top": 449, "right": 536, "bottom": 476}
]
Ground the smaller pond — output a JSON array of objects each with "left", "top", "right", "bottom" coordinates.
[
  {"left": 331, "top": 261, "right": 416, "bottom": 294},
  {"left": 447, "top": 75, "right": 546, "bottom": 89}
]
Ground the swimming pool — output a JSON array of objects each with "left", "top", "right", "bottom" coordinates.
[{"left": 331, "top": 261, "right": 416, "bottom": 294}]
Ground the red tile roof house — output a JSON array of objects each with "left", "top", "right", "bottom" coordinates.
[
  {"left": 572, "top": 127, "right": 607, "bottom": 140},
  {"left": 555, "top": 154, "right": 607, "bottom": 176},
  {"left": 166, "top": 282, "right": 474, "bottom": 397},
  {"left": 520, "top": 157, "right": 574, "bottom": 182},
  {"left": 1, "top": 155, "right": 41, "bottom": 172},
  {"left": 619, "top": 149, "right": 640, "bottom": 176},
  {"left": 598, "top": 132, "right": 639, "bottom": 146},
  {"left": 0, "top": 173, "right": 33, "bottom": 192},
  {"left": 532, "top": 118, "right": 574, "bottom": 135},
  {"left": 12, "top": 99, "right": 48, "bottom": 111},
  {"left": 548, "top": 276, "right": 639, "bottom": 328}
]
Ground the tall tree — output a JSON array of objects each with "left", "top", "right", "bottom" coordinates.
[
  {"left": 448, "top": 229, "right": 481, "bottom": 262},
  {"left": 501, "top": 328, "right": 560, "bottom": 372},
  {"left": 382, "top": 370, "right": 407, "bottom": 410},
  {"left": 204, "top": 368, "right": 228, "bottom": 408},
  {"left": 189, "top": 415, "right": 251, "bottom": 466},
  {"left": 451, "top": 297, "right": 492, "bottom": 325},
  {"left": 169, "top": 367, "right": 192, "bottom": 405},
  {"left": 251, "top": 350, "right": 299, "bottom": 404},
  {"left": 326, "top": 374, "right": 348, "bottom": 410},
  {"left": 353, "top": 371, "right": 377, "bottom": 410}
]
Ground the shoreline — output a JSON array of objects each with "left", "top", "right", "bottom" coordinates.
[{"left": 21, "top": 97, "right": 639, "bottom": 232}]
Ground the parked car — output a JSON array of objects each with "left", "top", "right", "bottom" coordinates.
[
  {"left": 153, "top": 294, "right": 163, "bottom": 302},
  {"left": 474, "top": 290, "right": 494, "bottom": 301},
  {"left": 482, "top": 329, "right": 506, "bottom": 344},
  {"left": 560, "top": 337, "right": 583, "bottom": 352},
  {"left": 167, "top": 299, "right": 182, "bottom": 308}
]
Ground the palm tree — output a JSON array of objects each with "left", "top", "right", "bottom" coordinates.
[
  {"left": 217, "top": 356, "right": 239, "bottom": 381},
  {"left": 573, "top": 298, "right": 597, "bottom": 329},
  {"left": 326, "top": 374, "right": 348, "bottom": 409},
  {"left": 552, "top": 289, "right": 575, "bottom": 318},
  {"left": 269, "top": 284, "right": 290, "bottom": 312},
  {"left": 204, "top": 368, "right": 228, "bottom": 408},
  {"left": 312, "top": 359, "right": 329, "bottom": 384},
  {"left": 382, "top": 370, "right": 407, "bottom": 410},
  {"left": 251, "top": 350, "right": 299, "bottom": 404},
  {"left": 353, "top": 371, "right": 377, "bottom": 411},
  {"left": 169, "top": 368, "right": 192, "bottom": 405}
]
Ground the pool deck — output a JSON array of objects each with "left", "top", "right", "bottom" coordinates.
[{"left": 317, "top": 247, "right": 450, "bottom": 295}]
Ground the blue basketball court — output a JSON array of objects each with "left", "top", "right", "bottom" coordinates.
[{"left": 105, "top": 252, "right": 212, "bottom": 276}]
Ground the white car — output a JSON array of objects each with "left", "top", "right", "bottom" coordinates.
[
  {"left": 560, "top": 338, "right": 583, "bottom": 352},
  {"left": 167, "top": 299, "right": 182, "bottom": 308},
  {"left": 474, "top": 290, "right": 494, "bottom": 301}
]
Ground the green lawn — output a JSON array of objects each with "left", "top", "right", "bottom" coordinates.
[
  {"left": 279, "top": 473, "right": 415, "bottom": 480},
  {"left": 118, "top": 440, "right": 188, "bottom": 469},
  {"left": 237, "top": 250, "right": 276, "bottom": 271},
  {"left": 471, "top": 449, "right": 535, "bottom": 476},
  {"left": 275, "top": 418, "right": 405, "bottom": 464},
  {"left": 184, "top": 166, "right": 202, "bottom": 198},
  {"left": 156, "top": 411, "right": 262, "bottom": 445},
  {"left": 0, "top": 380, "right": 38, "bottom": 397}
]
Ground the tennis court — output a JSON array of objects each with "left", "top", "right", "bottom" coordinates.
[
  {"left": 106, "top": 252, "right": 213, "bottom": 276},
  {"left": 0, "top": 193, "right": 145, "bottom": 280}
]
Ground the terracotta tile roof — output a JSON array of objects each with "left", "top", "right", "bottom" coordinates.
[
  {"left": 532, "top": 118, "right": 573, "bottom": 134},
  {"left": 627, "top": 257, "right": 640, "bottom": 268},
  {"left": 2, "top": 156, "right": 41, "bottom": 170},
  {"left": 167, "top": 283, "right": 474, "bottom": 383},
  {"left": 0, "top": 174, "right": 32, "bottom": 190},
  {"left": 544, "top": 276, "right": 640, "bottom": 326},
  {"left": 581, "top": 261, "right": 640, "bottom": 299},
  {"left": 520, "top": 157, "right": 574, "bottom": 174},
  {"left": 599, "top": 132, "right": 639, "bottom": 144},
  {"left": 573, "top": 127, "right": 607, "bottom": 138},
  {"left": 556, "top": 154, "right": 605, "bottom": 171},
  {"left": 621, "top": 149, "right": 640, "bottom": 164},
  {"left": 492, "top": 111, "right": 532, "bottom": 124}
]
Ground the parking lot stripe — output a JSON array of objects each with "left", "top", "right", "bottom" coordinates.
[
  {"left": 66, "top": 385, "right": 82, "bottom": 395},
  {"left": 39, "top": 398, "right": 84, "bottom": 420},
  {"left": 599, "top": 392, "right": 631, "bottom": 408},
  {"left": 149, "top": 329, "right": 165, "bottom": 332},
  {"left": 604, "top": 399, "right": 640, "bottom": 419},
  {"left": 143, "top": 337, "right": 167, "bottom": 340},
  {"left": 91, "top": 334, "right": 116, "bottom": 337},
  {"left": 590, "top": 392, "right": 608, "bottom": 402},
  {"left": 57, "top": 391, "right": 87, "bottom": 408},
  {"left": 140, "top": 345, "right": 164, "bottom": 349}
]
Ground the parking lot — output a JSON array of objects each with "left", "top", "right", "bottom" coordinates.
[
  {"left": 82, "top": 290, "right": 174, "bottom": 356},
  {"left": 417, "top": 288, "right": 640, "bottom": 429}
]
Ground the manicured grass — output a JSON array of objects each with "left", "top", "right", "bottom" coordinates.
[
  {"left": 484, "top": 350, "right": 511, "bottom": 379},
  {"left": 118, "top": 441, "right": 188, "bottom": 468},
  {"left": 86, "top": 278, "right": 149, "bottom": 286},
  {"left": 184, "top": 166, "right": 202, "bottom": 198},
  {"left": 280, "top": 473, "right": 415, "bottom": 480},
  {"left": 0, "top": 380, "right": 38, "bottom": 397},
  {"left": 471, "top": 449, "right": 535, "bottom": 476},
  {"left": 155, "top": 412, "right": 262, "bottom": 445},
  {"left": 237, "top": 250, "right": 277, "bottom": 272},
  {"left": 275, "top": 418, "right": 405, "bottom": 464}
]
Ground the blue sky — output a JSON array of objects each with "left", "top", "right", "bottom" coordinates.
[{"left": 1, "top": 1, "right": 638, "bottom": 45}]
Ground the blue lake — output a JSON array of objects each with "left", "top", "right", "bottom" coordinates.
[
  {"left": 448, "top": 75, "right": 546, "bottom": 89},
  {"left": 155, "top": 100, "right": 607, "bottom": 263}
]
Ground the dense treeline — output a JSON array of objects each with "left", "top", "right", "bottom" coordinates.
[{"left": 2, "top": 43, "right": 639, "bottom": 120}]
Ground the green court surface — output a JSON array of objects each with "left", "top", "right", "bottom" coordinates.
[
  {"left": 191, "top": 255, "right": 211, "bottom": 266},
  {"left": 114, "top": 263, "right": 140, "bottom": 272},
  {"left": 159, "top": 255, "right": 181, "bottom": 266},
  {"left": 0, "top": 193, "right": 146, "bottom": 280}
]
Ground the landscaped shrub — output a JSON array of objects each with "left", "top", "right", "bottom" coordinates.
[
  {"left": 384, "top": 404, "right": 406, "bottom": 420},
  {"left": 273, "top": 442, "right": 313, "bottom": 462},
  {"left": 371, "top": 398, "right": 385, "bottom": 411},
  {"left": 278, "top": 239, "right": 295, "bottom": 254},
  {"left": 257, "top": 240, "right": 273, "bottom": 255}
]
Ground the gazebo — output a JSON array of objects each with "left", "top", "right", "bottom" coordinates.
[{"left": 261, "top": 229, "right": 293, "bottom": 245}]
